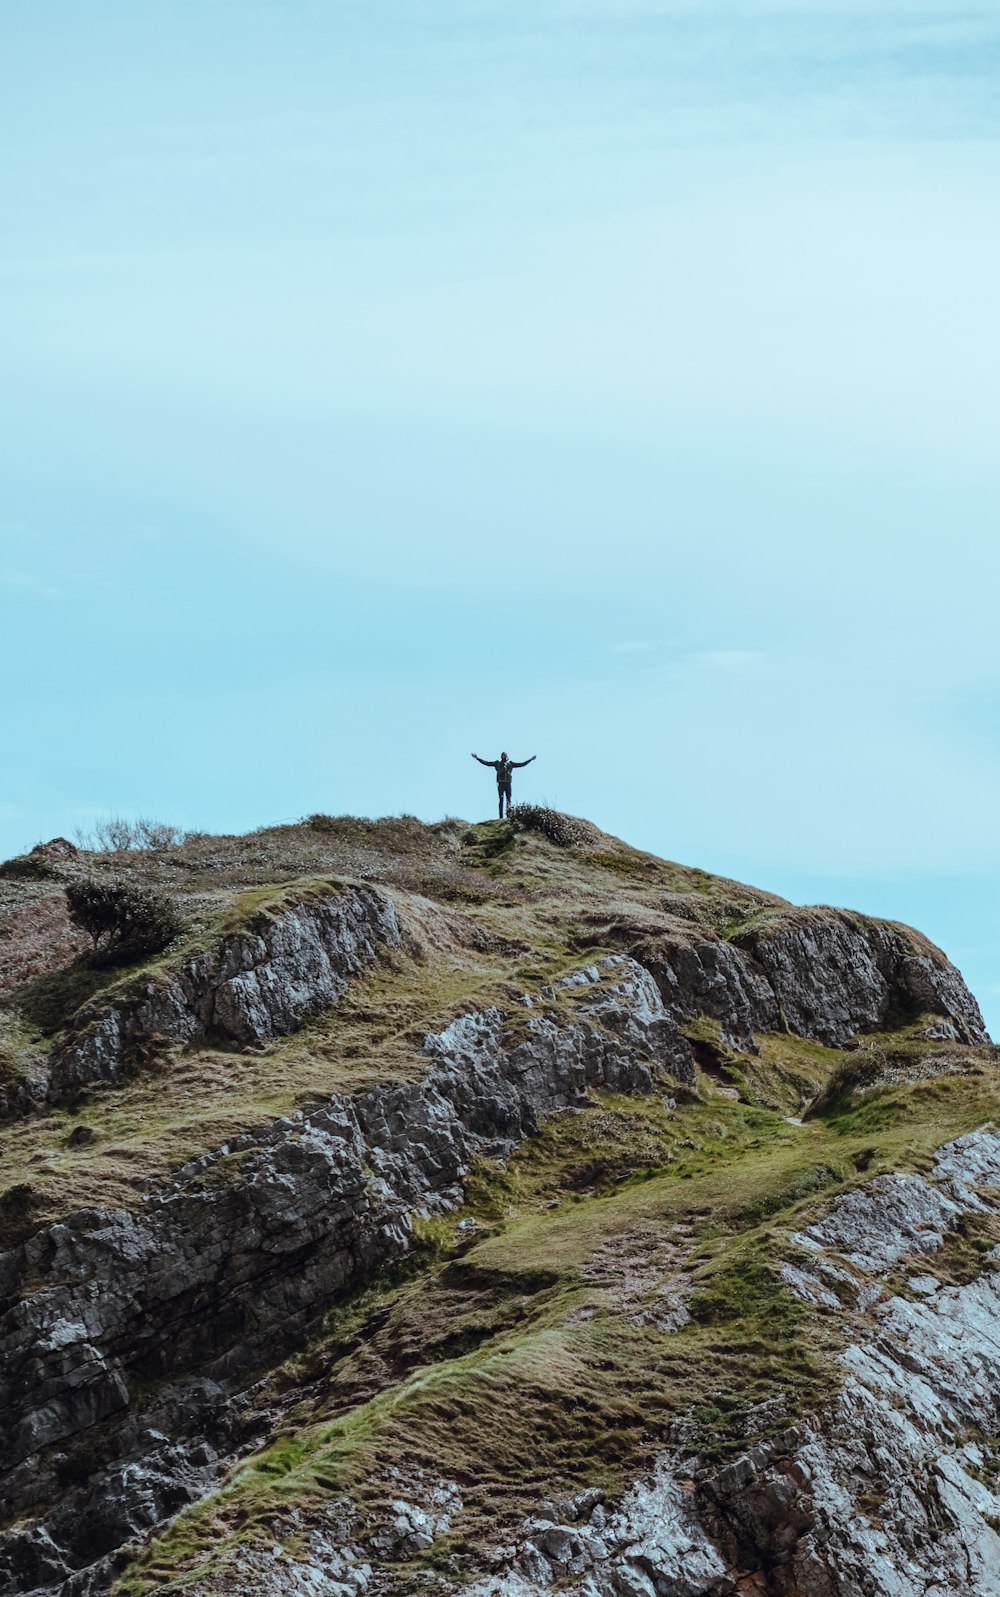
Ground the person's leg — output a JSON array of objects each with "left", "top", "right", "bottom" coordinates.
[
  {"left": 503, "top": 780, "right": 512, "bottom": 816},
  {"left": 498, "top": 788, "right": 505, "bottom": 818}
]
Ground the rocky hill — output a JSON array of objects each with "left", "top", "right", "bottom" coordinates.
[{"left": 0, "top": 809, "right": 998, "bottom": 1597}]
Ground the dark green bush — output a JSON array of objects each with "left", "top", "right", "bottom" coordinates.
[
  {"left": 65, "top": 880, "right": 184, "bottom": 966},
  {"left": 0, "top": 855, "right": 57, "bottom": 881}
]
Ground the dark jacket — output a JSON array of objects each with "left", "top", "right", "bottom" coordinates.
[{"left": 473, "top": 754, "right": 535, "bottom": 788}]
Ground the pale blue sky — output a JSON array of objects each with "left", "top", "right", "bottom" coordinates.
[{"left": 3, "top": 2, "right": 1000, "bottom": 1027}]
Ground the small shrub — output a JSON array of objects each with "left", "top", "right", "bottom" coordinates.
[
  {"left": 65, "top": 880, "right": 185, "bottom": 966},
  {"left": 74, "top": 816, "right": 186, "bottom": 852},
  {"left": 74, "top": 816, "right": 134, "bottom": 852},
  {"left": 806, "top": 1052, "right": 885, "bottom": 1118},
  {"left": 133, "top": 817, "right": 186, "bottom": 850},
  {"left": 304, "top": 813, "right": 346, "bottom": 833},
  {"left": 508, "top": 805, "right": 597, "bottom": 847},
  {"left": 0, "top": 854, "right": 57, "bottom": 881}
]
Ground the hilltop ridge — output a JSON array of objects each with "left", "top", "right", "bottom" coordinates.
[{"left": 0, "top": 811, "right": 998, "bottom": 1597}]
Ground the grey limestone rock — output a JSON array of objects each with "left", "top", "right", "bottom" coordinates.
[
  {"left": 47, "top": 885, "right": 403, "bottom": 1098},
  {"left": 36, "top": 887, "right": 990, "bottom": 1118},
  {"left": 702, "top": 1127, "right": 1000, "bottom": 1595},
  {"left": 0, "top": 956, "right": 686, "bottom": 1594},
  {"left": 638, "top": 908, "right": 988, "bottom": 1052},
  {"left": 463, "top": 1457, "right": 730, "bottom": 1597},
  {"left": 789, "top": 1171, "right": 964, "bottom": 1274},
  {"left": 637, "top": 934, "right": 779, "bottom": 1052}
]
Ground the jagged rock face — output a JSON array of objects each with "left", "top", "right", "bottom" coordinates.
[
  {"left": 0, "top": 956, "right": 685, "bottom": 1596},
  {"left": 639, "top": 908, "right": 987, "bottom": 1050},
  {"left": 701, "top": 1128, "right": 1000, "bottom": 1596},
  {"left": 47, "top": 886, "right": 402, "bottom": 1098},
  {"left": 455, "top": 1129, "right": 1000, "bottom": 1597},
  {"left": 42, "top": 886, "right": 989, "bottom": 1112},
  {"left": 637, "top": 935, "right": 779, "bottom": 1051},
  {"left": 0, "top": 1044, "right": 47, "bottom": 1121}
]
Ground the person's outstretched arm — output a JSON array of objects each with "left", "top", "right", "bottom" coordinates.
[
  {"left": 471, "top": 753, "right": 495, "bottom": 767},
  {"left": 510, "top": 755, "right": 537, "bottom": 768}
]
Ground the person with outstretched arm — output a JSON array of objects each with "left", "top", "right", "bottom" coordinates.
[{"left": 471, "top": 751, "right": 536, "bottom": 819}]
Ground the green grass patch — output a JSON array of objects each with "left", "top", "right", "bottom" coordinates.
[
  {"left": 581, "top": 850, "right": 664, "bottom": 883},
  {"left": 217, "top": 877, "right": 347, "bottom": 938}
]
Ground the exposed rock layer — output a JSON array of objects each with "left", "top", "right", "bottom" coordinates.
[
  {"left": 47, "top": 885, "right": 403, "bottom": 1098},
  {"left": 638, "top": 908, "right": 987, "bottom": 1050},
  {"left": 43, "top": 889, "right": 990, "bottom": 1112},
  {"left": 0, "top": 958, "right": 682, "bottom": 1595}
]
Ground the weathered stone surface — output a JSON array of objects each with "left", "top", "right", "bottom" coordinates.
[
  {"left": 0, "top": 1049, "right": 47, "bottom": 1120},
  {"left": 0, "top": 957, "right": 686, "bottom": 1595},
  {"left": 47, "top": 885, "right": 403, "bottom": 1098},
  {"left": 789, "top": 1171, "right": 964, "bottom": 1274},
  {"left": 460, "top": 1460, "right": 731, "bottom": 1597},
  {"left": 638, "top": 908, "right": 988, "bottom": 1050},
  {"left": 702, "top": 1127, "right": 1000, "bottom": 1596},
  {"left": 637, "top": 935, "right": 779, "bottom": 1052}
]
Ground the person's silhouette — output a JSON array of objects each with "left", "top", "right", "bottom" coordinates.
[{"left": 471, "top": 750, "right": 536, "bottom": 818}]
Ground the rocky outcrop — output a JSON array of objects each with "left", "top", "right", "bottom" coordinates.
[
  {"left": 448, "top": 1127, "right": 1000, "bottom": 1597},
  {"left": 638, "top": 907, "right": 988, "bottom": 1050},
  {"left": 29, "top": 841, "right": 78, "bottom": 862},
  {"left": 0, "top": 957, "right": 687, "bottom": 1596},
  {"left": 47, "top": 885, "right": 403, "bottom": 1098},
  {"left": 699, "top": 1126, "right": 1000, "bottom": 1595},
  {"left": 466, "top": 1468, "right": 731, "bottom": 1597},
  {"left": 0, "top": 1027, "right": 48, "bottom": 1120},
  {"left": 637, "top": 934, "right": 779, "bottom": 1051},
  {"left": 37, "top": 890, "right": 989, "bottom": 1114}
]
